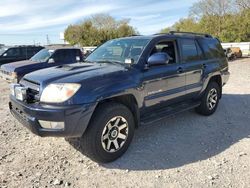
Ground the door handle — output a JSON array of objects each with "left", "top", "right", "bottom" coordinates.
[{"left": 177, "top": 67, "right": 184, "bottom": 73}]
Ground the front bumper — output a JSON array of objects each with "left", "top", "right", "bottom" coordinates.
[{"left": 9, "top": 95, "right": 96, "bottom": 137}]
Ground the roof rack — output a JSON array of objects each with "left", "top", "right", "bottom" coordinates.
[
  {"left": 129, "top": 34, "right": 143, "bottom": 37},
  {"left": 169, "top": 31, "right": 213, "bottom": 38},
  {"left": 14, "top": 45, "right": 42, "bottom": 47}
]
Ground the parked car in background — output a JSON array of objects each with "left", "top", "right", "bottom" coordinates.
[
  {"left": 9, "top": 32, "right": 229, "bottom": 162},
  {"left": 224, "top": 47, "right": 243, "bottom": 61},
  {"left": 0, "top": 47, "right": 83, "bottom": 83},
  {"left": 230, "top": 47, "right": 242, "bottom": 58},
  {"left": 224, "top": 48, "right": 235, "bottom": 61},
  {"left": 0, "top": 46, "right": 44, "bottom": 65}
]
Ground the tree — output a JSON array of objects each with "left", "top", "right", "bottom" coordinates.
[
  {"left": 190, "top": 0, "right": 234, "bottom": 18},
  {"left": 64, "top": 25, "right": 81, "bottom": 45},
  {"left": 64, "top": 14, "right": 138, "bottom": 46},
  {"left": 160, "top": 27, "right": 171, "bottom": 34},
  {"left": 236, "top": 0, "right": 250, "bottom": 9},
  {"left": 173, "top": 18, "right": 200, "bottom": 32},
  {"left": 160, "top": 0, "right": 250, "bottom": 42}
]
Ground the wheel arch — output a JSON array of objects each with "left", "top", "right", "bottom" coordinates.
[
  {"left": 201, "top": 73, "right": 222, "bottom": 99},
  {"left": 91, "top": 94, "right": 140, "bottom": 128},
  {"left": 208, "top": 75, "right": 222, "bottom": 98}
]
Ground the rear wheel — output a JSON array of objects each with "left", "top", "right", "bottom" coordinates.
[
  {"left": 196, "top": 82, "right": 220, "bottom": 116},
  {"left": 80, "top": 102, "right": 135, "bottom": 163}
]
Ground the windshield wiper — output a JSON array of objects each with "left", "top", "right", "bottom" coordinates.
[
  {"left": 96, "top": 60, "right": 124, "bottom": 66},
  {"left": 82, "top": 60, "right": 95, "bottom": 64}
]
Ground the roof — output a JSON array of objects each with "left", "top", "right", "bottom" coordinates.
[
  {"left": 120, "top": 31, "right": 214, "bottom": 40},
  {"left": 45, "top": 46, "right": 81, "bottom": 50}
]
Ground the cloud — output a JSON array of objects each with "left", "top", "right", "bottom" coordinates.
[
  {"left": 128, "top": 14, "right": 161, "bottom": 21},
  {"left": 0, "top": 0, "right": 69, "bottom": 17},
  {"left": 130, "top": 15, "right": 179, "bottom": 35},
  {"left": 0, "top": 5, "right": 116, "bottom": 31},
  {"left": 0, "top": 0, "right": 117, "bottom": 32},
  {"left": 0, "top": 0, "right": 198, "bottom": 44}
]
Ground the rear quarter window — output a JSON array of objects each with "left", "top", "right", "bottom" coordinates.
[{"left": 198, "top": 38, "right": 225, "bottom": 59}]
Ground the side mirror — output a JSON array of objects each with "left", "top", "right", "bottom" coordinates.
[
  {"left": 76, "top": 56, "right": 81, "bottom": 62},
  {"left": 3, "top": 53, "right": 7, "bottom": 57},
  {"left": 48, "top": 58, "right": 55, "bottom": 63},
  {"left": 147, "top": 52, "right": 171, "bottom": 67}
]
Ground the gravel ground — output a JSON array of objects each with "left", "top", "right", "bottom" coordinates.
[{"left": 0, "top": 58, "right": 250, "bottom": 188}]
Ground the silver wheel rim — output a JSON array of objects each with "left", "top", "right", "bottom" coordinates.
[
  {"left": 101, "top": 116, "right": 129, "bottom": 153},
  {"left": 207, "top": 88, "right": 218, "bottom": 110}
]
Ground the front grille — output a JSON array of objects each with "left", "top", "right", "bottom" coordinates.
[
  {"left": 27, "top": 88, "right": 40, "bottom": 103},
  {"left": 20, "top": 79, "right": 40, "bottom": 103}
]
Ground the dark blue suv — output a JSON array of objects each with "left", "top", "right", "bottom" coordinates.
[
  {"left": 9, "top": 32, "right": 230, "bottom": 162},
  {"left": 0, "top": 47, "right": 83, "bottom": 83},
  {"left": 0, "top": 45, "right": 44, "bottom": 65}
]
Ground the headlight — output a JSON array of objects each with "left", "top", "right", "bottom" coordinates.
[{"left": 40, "top": 83, "right": 81, "bottom": 103}]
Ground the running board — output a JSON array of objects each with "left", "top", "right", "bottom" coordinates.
[{"left": 140, "top": 101, "right": 200, "bottom": 125}]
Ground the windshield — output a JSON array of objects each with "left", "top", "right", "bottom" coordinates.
[
  {"left": 86, "top": 38, "right": 150, "bottom": 64},
  {"left": 0, "top": 48, "right": 7, "bottom": 56},
  {"left": 30, "top": 49, "right": 54, "bottom": 62}
]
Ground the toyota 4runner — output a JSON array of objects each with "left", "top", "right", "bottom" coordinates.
[{"left": 9, "top": 32, "right": 230, "bottom": 162}]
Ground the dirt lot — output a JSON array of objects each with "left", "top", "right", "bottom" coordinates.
[{"left": 0, "top": 58, "right": 250, "bottom": 188}]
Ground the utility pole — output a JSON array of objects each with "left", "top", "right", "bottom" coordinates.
[{"left": 46, "top": 34, "right": 50, "bottom": 45}]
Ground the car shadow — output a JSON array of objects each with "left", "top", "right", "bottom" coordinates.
[{"left": 68, "top": 94, "right": 250, "bottom": 170}]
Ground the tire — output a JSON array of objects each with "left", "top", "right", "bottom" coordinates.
[
  {"left": 196, "top": 82, "right": 220, "bottom": 116},
  {"left": 80, "top": 102, "right": 135, "bottom": 163}
]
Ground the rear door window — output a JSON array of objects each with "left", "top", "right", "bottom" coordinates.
[
  {"left": 27, "top": 47, "right": 39, "bottom": 57},
  {"left": 180, "top": 39, "right": 201, "bottom": 62}
]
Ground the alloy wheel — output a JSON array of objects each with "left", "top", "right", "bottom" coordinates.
[
  {"left": 101, "top": 116, "right": 129, "bottom": 153},
  {"left": 207, "top": 88, "right": 218, "bottom": 110}
]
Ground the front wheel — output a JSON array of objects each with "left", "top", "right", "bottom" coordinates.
[
  {"left": 196, "top": 82, "right": 220, "bottom": 116},
  {"left": 80, "top": 102, "right": 135, "bottom": 163}
]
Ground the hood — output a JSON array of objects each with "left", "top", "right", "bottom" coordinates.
[
  {"left": 23, "top": 62, "right": 128, "bottom": 86},
  {"left": 1, "top": 60, "right": 40, "bottom": 72}
]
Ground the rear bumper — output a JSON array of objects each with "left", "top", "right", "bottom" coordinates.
[
  {"left": 222, "top": 71, "right": 230, "bottom": 86},
  {"left": 9, "top": 95, "right": 96, "bottom": 138}
]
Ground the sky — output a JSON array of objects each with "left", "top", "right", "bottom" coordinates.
[{"left": 0, "top": 0, "right": 198, "bottom": 46}]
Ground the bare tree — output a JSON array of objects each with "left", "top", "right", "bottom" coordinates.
[
  {"left": 190, "top": 0, "right": 234, "bottom": 18},
  {"left": 189, "top": 0, "right": 236, "bottom": 36},
  {"left": 236, "top": 0, "right": 250, "bottom": 9}
]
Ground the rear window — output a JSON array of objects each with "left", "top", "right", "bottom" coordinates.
[
  {"left": 198, "top": 38, "right": 225, "bottom": 59},
  {"left": 53, "top": 49, "right": 77, "bottom": 63}
]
